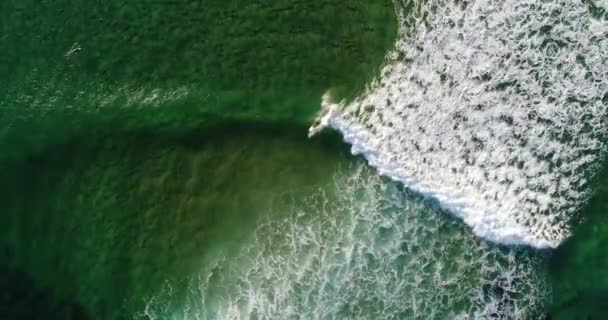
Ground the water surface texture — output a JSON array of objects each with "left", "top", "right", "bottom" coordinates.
[
  {"left": 1, "top": 0, "right": 607, "bottom": 319},
  {"left": 312, "top": 0, "right": 608, "bottom": 249}
]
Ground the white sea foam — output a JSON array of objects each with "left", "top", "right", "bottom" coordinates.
[
  {"left": 593, "top": 0, "right": 608, "bottom": 11},
  {"left": 141, "top": 166, "right": 550, "bottom": 319},
  {"left": 311, "top": 0, "right": 608, "bottom": 248}
]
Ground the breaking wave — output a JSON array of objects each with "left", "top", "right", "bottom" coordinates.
[
  {"left": 141, "top": 166, "right": 550, "bottom": 319},
  {"left": 310, "top": 0, "right": 608, "bottom": 248}
]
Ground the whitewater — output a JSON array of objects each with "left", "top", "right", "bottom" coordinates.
[
  {"left": 311, "top": 0, "right": 608, "bottom": 248},
  {"left": 136, "top": 1, "right": 607, "bottom": 318},
  {"left": 142, "top": 166, "right": 550, "bottom": 319}
]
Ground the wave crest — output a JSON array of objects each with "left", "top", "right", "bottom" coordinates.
[{"left": 311, "top": 0, "right": 608, "bottom": 248}]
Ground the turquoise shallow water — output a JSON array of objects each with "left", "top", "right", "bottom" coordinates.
[{"left": 1, "top": 1, "right": 607, "bottom": 319}]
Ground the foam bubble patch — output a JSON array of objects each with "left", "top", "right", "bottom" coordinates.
[
  {"left": 311, "top": 0, "right": 608, "bottom": 248},
  {"left": 141, "top": 166, "right": 549, "bottom": 319}
]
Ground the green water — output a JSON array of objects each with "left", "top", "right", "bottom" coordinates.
[
  {"left": 0, "top": 126, "right": 354, "bottom": 319},
  {"left": 0, "top": 0, "right": 398, "bottom": 319},
  {"left": 0, "top": 0, "right": 396, "bottom": 160},
  {"left": 548, "top": 158, "right": 608, "bottom": 320},
  {"left": 1, "top": 0, "right": 607, "bottom": 319}
]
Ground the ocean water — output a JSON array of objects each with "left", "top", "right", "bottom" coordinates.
[
  {"left": 312, "top": 0, "right": 608, "bottom": 249},
  {"left": 1, "top": 1, "right": 607, "bottom": 320}
]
